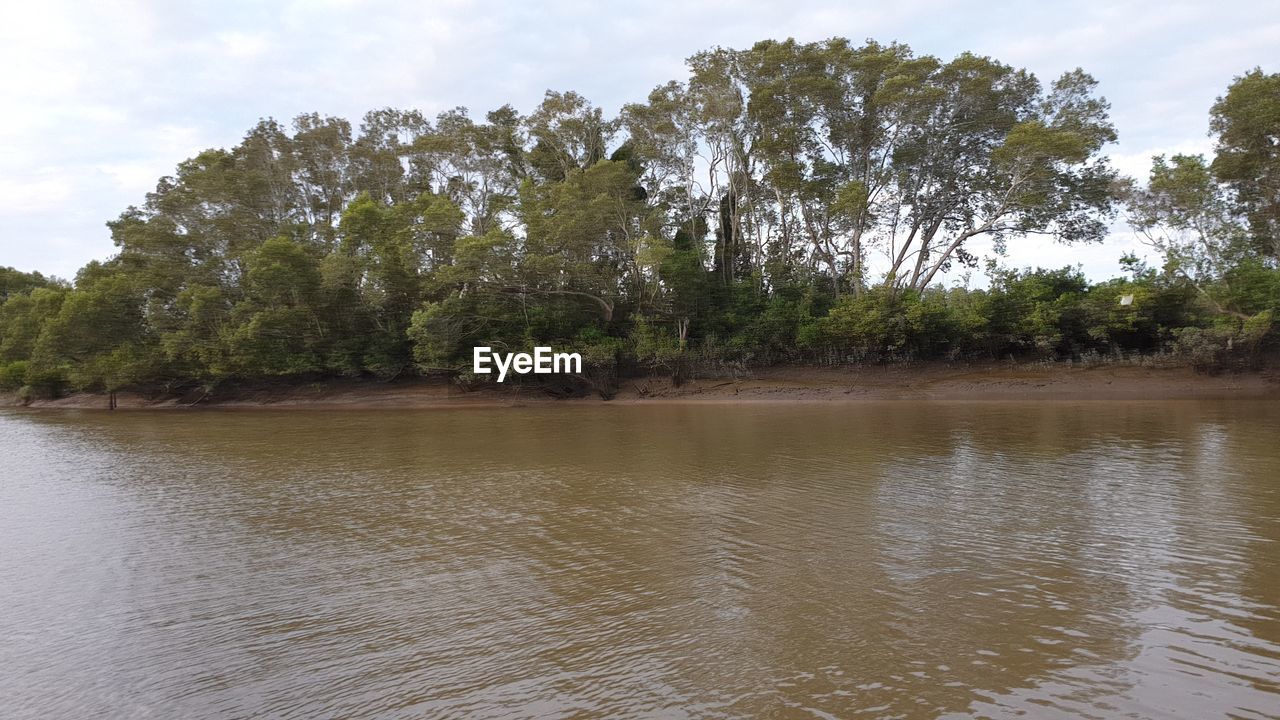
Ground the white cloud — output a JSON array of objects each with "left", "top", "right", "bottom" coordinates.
[
  {"left": 0, "top": 177, "right": 75, "bottom": 213},
  {"left": 1109, "top": 138, "right": 1216, "bottom": 181},
  {"left": 217, "top": 31, "right": 274, "bottom": 60},
  {"left": 0, "top": 0, "right": 1275, "bottom": 282}
]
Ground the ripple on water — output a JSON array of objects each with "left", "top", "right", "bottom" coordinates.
[{"left": 1, "top": 402, "right": 1278, "bottom": 719}]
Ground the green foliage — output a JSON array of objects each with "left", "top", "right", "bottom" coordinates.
[
  {"left": 730, "top": 288, "right": 823, "bottom": 361},
  {"left": 1170, "top": 327, "right": 1238, "bottom": 373},
  {"left": 223, "top": 237, "right": 325, "bottom": 377},
  {"left": 27, "top": 272, "right": 152, "bottom": 391},
  {"left": 1241, "top": 309, "right": 1275, "bottom": 349},
  {"left": 0, "top": 287, "right": 66, "bottom": 362},
  {"left": 630, "top": 317, "right": 682, "bottom": 365},
  {"left": 0, "top": 360, "right": 28, "bottom": 389},
  {"left": 1210, "top": 69, "right": 1280, "bottom": 262},
  {"left": 2, "top": 45, "right": 1278, "bottom": 397},
  {"left": 0, "top": 267, "right": 57, "bottom": 300},
  {"left": 1122, "top": 153, "right": 1249, "bottom": 306},
  {"left": 408, "top": 301, "right": 466, "bottom": 369},
  {"left": 813, "top": 287, "right": 966, "bottom": 361},
  {"left": 1219, "top": 261, "right": 1280, "bottom": 316},
  {"left": 798, "top": 265, "right": 1256, "bottom": 365},
  {"left": 1165, "top": 311, "right": 1273, "bottom": 373}
]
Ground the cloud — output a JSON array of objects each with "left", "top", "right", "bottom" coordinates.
[
  {"left": 0, "top": 0, "right": 1276, "bottom": 282},
  {"left": 1109, "top": 139, "right": 1215, "bottom": 182},
  {"left": 216, "top": 31, "right": 274, "bottom": 60},
  {"left": 0, "top": 177, "right": 75, "bottom": 214}
]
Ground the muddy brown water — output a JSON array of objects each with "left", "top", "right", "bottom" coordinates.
[{"left": 2, "top": 401, "right": 1278, "bottom": 719}]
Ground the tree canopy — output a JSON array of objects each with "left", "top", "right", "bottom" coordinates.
[{"left": 2, "top": 40, "right": 1277, "bottom": 399}]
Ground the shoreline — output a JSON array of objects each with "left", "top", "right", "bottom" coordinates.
[{"left": 11, "top": 363, "right": 1280, "bottom": 410}]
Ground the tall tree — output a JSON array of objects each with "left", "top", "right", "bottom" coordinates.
[
  {"left": 1123, "top": 154, "right": 1250, "bottom": 317},
  {"left": 1210, "top": 69, "right": 1280, "bottom": 264}
]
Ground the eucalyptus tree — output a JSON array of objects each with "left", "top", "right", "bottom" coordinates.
[
  {"left": 687, "top": 47, "right": 756, "bottom": 286},
  {"left": 416, "top": 107, "right": 525, "bottom": 238},
  {"left": 516, "top": 157, "right": 653, "bottom": 324},
  {"left": 290, "top": 113, "right": 355, "bottom": 246},
  {"left": 736, "top": 38, "right": 937, "bottom": 295},
  {"left": 327, "top": 190, "right": 465, "bottom": 375},
  {"left": 885, "top": 62, "right": 1116, "bottom": 291},
  {"left": 350, "top": 108, "right": 432, "bottom": 204},
  {"left": 525, "top": 91, "right": 614, "bottom": 182},
  {"left": 1123, "top": 154, "right": 1245, "bottom": 299},
  {"left": 809, "top": 39, "right": 937, "bottom": 294},
  {"left": 3, "top": 34, "right": 1214, "bottom": 397},
  {"left": 620, "top": 84, "right": 716, "bottom": 345},
  {"left": 621, "top": 81, "right": 706, "bottom": 248},
  {"left": 1210, "top": 69, "right": 1280, "bottom": 264}
]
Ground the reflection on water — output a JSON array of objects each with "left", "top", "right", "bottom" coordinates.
[{"left": 1, "top": 401, "right": 1278, "bottom": 719}]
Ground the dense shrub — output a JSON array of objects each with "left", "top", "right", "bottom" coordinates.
[{"left": 0, "top": 360, "right": 28, "bottom": 389}]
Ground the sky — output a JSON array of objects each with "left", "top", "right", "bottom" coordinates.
[{"left": 1, "top": 0, "right": 1276, "bottom": 283}]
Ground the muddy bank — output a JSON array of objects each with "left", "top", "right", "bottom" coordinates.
[{"left": 12, "top": 362, "right": 1280, "bottom": 411}]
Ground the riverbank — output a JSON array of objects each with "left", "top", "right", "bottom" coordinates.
[{"left": 12, "top": 362, "right": 1280, "bottom": 410}]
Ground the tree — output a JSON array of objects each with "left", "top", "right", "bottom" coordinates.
[
  {"left": 1210, "top": 69, "right": 1280, "bottom": 264},
  {"left": 1123, "top": 154, "right": 1251, "bottom": 317},
  {"left": 30, "top": 264, "right": 153, "bottom": 392},
  {"left": 885, "top": 63, "right": 1117, "bottom": 291},
  {"left": 8, "top": 36, "right": 1252, "bottom": 398},
  {"left": 224, "top": 237, "right": 325, "bottom": 376},
  {"left": 0, "top": 267, "right": 55, "bottom": 300}
]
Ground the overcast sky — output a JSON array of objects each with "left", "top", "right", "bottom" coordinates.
[{"left": 1, "top": 0, "right": 1276, "bottom": 282}]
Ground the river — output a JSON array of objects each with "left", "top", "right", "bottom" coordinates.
[{"left": 2, "top": 401, "right": 1278, "bottom": 719}]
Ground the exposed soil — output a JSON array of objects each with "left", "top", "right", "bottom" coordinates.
[{"left": 14, "top": 362, "right": 1280, "bottom": 411}]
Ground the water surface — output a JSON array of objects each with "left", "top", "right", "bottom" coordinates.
[{"left": 2, "top": 402, "right": 1278, "bottom": 718}]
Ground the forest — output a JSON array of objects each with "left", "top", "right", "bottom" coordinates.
[{"left": 1, "top": 38, "right": 1277, "bottom": 400}]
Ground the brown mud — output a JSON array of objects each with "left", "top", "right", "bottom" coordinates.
[{"left": 15, "top": 362, "right": 1280, "bottom": 410}]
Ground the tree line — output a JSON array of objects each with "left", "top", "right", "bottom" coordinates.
[{"left": 1, "top": 39, "right": 1277, "bottom": 399}]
